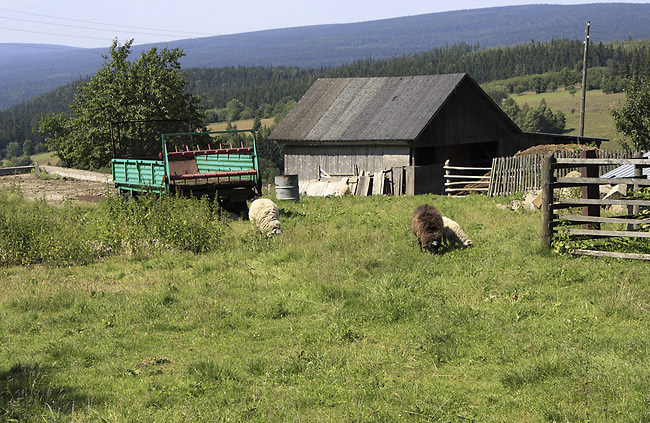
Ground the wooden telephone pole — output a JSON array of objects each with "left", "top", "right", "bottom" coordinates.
[{"left": 579, "top": 21, "right": 590, "bottom": 137}]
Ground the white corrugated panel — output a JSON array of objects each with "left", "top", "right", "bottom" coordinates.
[{"left": 601, "top": 151, "right": 650, "bottom": 179}]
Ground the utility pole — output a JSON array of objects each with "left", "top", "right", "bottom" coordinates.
[{"left": 579, "top": 21, "right": 590, "bottom": 137}]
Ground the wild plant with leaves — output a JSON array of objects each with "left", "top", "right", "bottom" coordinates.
[
  {"left": 612, "top": 76, "right": 650, "bottom": 151},
  {"left": 37, "top": 40, "right": 205, "bottom": 170}
]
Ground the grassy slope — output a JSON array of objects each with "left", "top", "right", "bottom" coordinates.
[
  {"left": 206, "top": 118, "right": 276, "bottom": 132},
  {"left": 511, "top": 89, "right": 626, "bottom": 150},
  {"left": 30, "top": 151, "right": 60, "bottom": 166},
  {"left": 1, "top": 194, "right": 649, "bottom": 421}
]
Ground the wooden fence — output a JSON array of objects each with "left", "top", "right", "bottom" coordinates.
[
  {"left": 445, "top": 150, "right": 637, "bottom": 197},
  {"left": 540, "top": 153, "right": 650, "bottom": 260},
  {"left": 487, "top": 150, "right": 635, "bottom": 196},
  {"left": 487, "top": 154, "right": 545, "bottom": 196},
  {"left": 443, "top": 160, "right": 491, "bottom": 196}
]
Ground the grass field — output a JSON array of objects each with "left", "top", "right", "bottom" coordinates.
[
  {"left": 207, "top": 118, "right": 276, "bottom": 132},
  {"left": 30, "top": 151, "right": 60, "bottom": 166},
  {"left": 1, "top": 190, "right": 649, "bottom": 422},
  {"left": 511, "top": 89, "right": 626, "bottom": 150}
]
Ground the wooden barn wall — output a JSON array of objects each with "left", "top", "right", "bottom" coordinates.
[
  {"left": 416, "top": 82, "right": 520, "bottom": 159},
  {"left": 406, "top": 164, "right": 444, "bottom": 195},
  {"left": 284, "top": 144, "right": 410, "bottom": 180}
]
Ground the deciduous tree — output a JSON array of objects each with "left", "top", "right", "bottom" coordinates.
[
  {"left": 611, "top": 76, "right": 650, "bottom": 151},
  {"left": 38, "top": 40, "right": 205, "bottom": 169}
]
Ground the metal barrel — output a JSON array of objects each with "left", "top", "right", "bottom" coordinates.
[{"left": 275, "top": 174, "right": 299, "bottom": 201}]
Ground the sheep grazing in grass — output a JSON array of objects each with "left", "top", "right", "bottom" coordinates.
[
  {"left": 249, "top": 198, "right": 282, "bottom": 237},
  {"left": 442, "top": 216, "right": 472, "bottom": 248},
  {"left": 410, "top": 204, "right": 444, "bottom": 253}
]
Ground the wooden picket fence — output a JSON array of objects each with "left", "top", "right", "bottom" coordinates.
[
  {"left": 488, "top": 150, "right": 634, "bottom": 196},
  {"left": 540, "top": 153, "right": 650, "bottom": 260},
  {"left": 445, "top": 150, "right": 636, "bottom": 197}
]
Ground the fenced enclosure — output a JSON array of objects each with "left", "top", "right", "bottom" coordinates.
[
  {"left": 445, "top": 150, "right": 637, "bottom": 197},
  {"left": 443, "top": 160, "right": 491, "bottom": 196},
  {"left": 487, "top": 154, "right": 546, "bottom": 196},
  {"left": 540, "top": 153, "right": 650, "bottom": 260}
]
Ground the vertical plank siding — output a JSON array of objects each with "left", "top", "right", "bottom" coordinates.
[{"left": 487, "top": 150, "right": 635, "bottom": 196}]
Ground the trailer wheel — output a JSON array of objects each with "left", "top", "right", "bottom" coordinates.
[
  {"left": 120, "top": 190, "right": 134, "bottom": 202},
  {"left": 233, "top": 201, "right": 249, "bottom": 219}
]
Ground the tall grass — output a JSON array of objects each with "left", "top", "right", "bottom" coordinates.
[
  {"left": 0, "top": 186, "right": 226, "bottom": 266},
  {"left": 1, "top": 193, "right": 649, "bottom": 421}
]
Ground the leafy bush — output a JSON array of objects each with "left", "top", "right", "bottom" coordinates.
[
  {"left": 501, "top": 97, "right": 566, "bottom": 133},
  {"left": 611, "top": 76, "right": 650, "bottom": 151},
  {"left": 101, "top": 193, "right": 225, "bottom": 255}
]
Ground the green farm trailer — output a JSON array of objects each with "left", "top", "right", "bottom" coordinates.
[{"left": 111, "top": 129, "right": 261, "bottom": 214}]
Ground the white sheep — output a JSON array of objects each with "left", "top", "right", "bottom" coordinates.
[
  {"left": 248, "top": 198, "right": 282, "bottom": 236},
  {"left": 442, "top": 216, "right": 472, "bottom": 248}
]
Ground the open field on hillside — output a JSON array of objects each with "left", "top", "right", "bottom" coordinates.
[
  {"left": 207, "top": 118, "right": 276, "bottom": 132},
  {"left": 512, "top": 89, "right": 626, "bottom": 150},
  {"left": 30, "top": 152, "right": 60, "bottom": 166},
  {"left": 1, "top": 190, "right": 649, "bottom": 422}
]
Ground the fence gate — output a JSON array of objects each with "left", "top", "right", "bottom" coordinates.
[
  {"left": 540, "top": 152, "right": 650, "bottom": 260},
  {"left": 443, "top": 160, "right": 491, "bottom": 196}
]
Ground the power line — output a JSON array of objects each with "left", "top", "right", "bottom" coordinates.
[
  {"left": 0, "top": 40, "right": 101, "bottom": 51},
  {"left": 0, "top": 7, "right": 215, "bottom": 37},
  {"left": 0, "top": 25, "right": 113, "bottom": 42},
  {"left": 0, "top": 15, "right": 201, "bottom": 39}
]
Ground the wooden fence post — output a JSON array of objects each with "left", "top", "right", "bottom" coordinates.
[
  {"left": 581, "top": 150, "right": 600, "bottom": 229},
  {"left": 633, "top": 151, "right": 643, "bottom": 216},
  {"left": 445, "top": 159, "right": 451, "bottom": 196},
  {"left": 627, "top": 151, "right": 644, "bottom": 230},
  {"left": 541, "top": 154, "right": 555, "bottom": 248},
  {"left": 405, "top": 166, "right": 415, "bottom": 196}
]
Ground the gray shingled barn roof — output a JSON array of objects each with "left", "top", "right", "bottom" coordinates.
[{"left": 270, "top": 73, "right": 517, "bottom": 143}]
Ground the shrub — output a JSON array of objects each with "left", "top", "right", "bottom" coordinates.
[{"left": 100, "top": 193, "right": 226, "bottom": 255}]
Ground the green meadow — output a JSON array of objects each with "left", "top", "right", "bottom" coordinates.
[
  {"left": 511, "top": 89, "right": 626, "bottom": 150},
  {"left": 1, "top": 187, "right": 649, "bottom": 422}
]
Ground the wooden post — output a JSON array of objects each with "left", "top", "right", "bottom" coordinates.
[
  {"left": 581, "top": 149, "right": 600, "bottom": 229},
  {"left": 579, "top": 21, "right": 590, "bottom": 137},
  {"left": 541, "top": 154, "right": 555, "bottom": 248},
  {"left": 487, "top": 158, "right": 497, "bottom": 197},
  {"left": 627, "top": 151, "right": 643, "bottom": 229},
  {"left": 405, "top": 166, "right": 415, "bottom": 196},
  {"left": 445, "top": 159, "right": 451, "bottom": 196},
  {"left": 633, "top": 151, "right": 643, "bottom": 213}
]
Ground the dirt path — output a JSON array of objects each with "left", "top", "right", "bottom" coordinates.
[{"left": 0, "top": 173, "right": 116, "bottom": 204}]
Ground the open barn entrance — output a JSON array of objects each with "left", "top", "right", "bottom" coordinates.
[{"left": 411, "top": 140, "right": 499, "bottom": 168}]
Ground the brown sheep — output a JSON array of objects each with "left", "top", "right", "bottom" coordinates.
[{"left": 410, "top": 204, "right": 444, "bottom": 254}]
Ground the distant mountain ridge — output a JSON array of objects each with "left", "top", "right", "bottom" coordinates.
[{"left": 2, "top": 3, "right": 650, "bottom": 111}]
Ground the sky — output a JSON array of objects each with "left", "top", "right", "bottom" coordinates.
[{"left": 1, "top": 0, "right": 649, "bottom": 49}]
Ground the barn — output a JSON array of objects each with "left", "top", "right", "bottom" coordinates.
[{"left": 269, "top": 73, "right": 602, "bottom": 195}]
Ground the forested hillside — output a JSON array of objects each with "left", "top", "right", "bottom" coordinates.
[
  {"left": 189, "top": 39, "right": 650, "bottom": 112},
  {"left": 2, "top": 37, "right": 650, "bottom": 170},
  {"left": 3, "top": 3, "right": 650, "bottom": 111}
]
